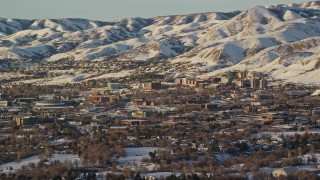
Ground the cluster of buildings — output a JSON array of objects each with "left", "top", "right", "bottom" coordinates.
[
  {"left": 214, "top": 70, "right": 268, "bottom": 89},
  {"left": 132, "top": 82, "right": 162, "bottom": 90},
  {"left": 174, "top": 70, "right": 268, "bottom": 90},
  {"left": 1, "top": 69, "right": 320, "bottom": 179}
]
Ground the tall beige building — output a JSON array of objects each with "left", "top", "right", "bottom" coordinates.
[{"left": 260, "top": 78, "right": 268, "bottom": 89}]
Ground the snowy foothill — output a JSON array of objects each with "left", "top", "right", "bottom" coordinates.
[
  {"left": 2, "top": 2, "right": 320, "bottom": 85},
  {"left": 11, "top": 69, "right": 133, "bottom": 85}
]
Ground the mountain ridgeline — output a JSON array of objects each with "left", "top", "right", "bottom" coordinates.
[{"left": 1, "top": 1, "right": 320, "bottom": 84}]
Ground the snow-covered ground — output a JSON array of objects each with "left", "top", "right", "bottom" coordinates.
[
  {"left": 49, "top": 138, "right": 73, "bottom": 145},
  {"left": 0, "top": 153, "right": 80, "bottom": 173},
  {"left": 301, "top": 153, "right": 320, "bottom": 164},
  {"left": 117, "top": 147, "right": 159, "bottom": 164},
  {"left": 117, "top": 147, "right": 165, "bottom": 171},
  {"left": 2, "top": 2, "right": 320, "bottom": 85},
  {"left": 9, "top": 69, "right": 133, "bottom": 85},
  {"left": 88, "top": 70, "right": 133, "bottom": 80},
  {"left": 253, "top": 129, "right": 320, "bottom": 139},
  {"left": 145, "top": 172, "right": 181, "bottom": 179},
  {"left": 124, "top": 147, "right": 159, "bottom": 156}
]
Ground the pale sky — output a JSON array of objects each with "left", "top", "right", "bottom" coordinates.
[{"left": 0, "top": 0, "right": 309, "bottom": 21}]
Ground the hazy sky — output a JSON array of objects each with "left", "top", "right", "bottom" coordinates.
[{"left": 1, "top": 0, "right": 308, "bottom": 21}]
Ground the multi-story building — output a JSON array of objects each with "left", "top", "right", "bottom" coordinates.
[
  {"left": 146, "top": 82, "right": 162, "bottom": 90},
  {"left": 0, "top": 101, "right": 12, "bottom": 107},
  {"left": 182, "top": 78, "right": 188, "bottom": 85},
  {"left": 14, "top": 116, "right": 54, "bottom": 126},
  {"left": 175, "top": 78, "right": 183, "bottom": 84},
  {"left": 107, "top": 83, "right": 121, "bottom": 90},
  {"left": 187, "top": 79, "right": 197, "bottom": 86},
  {"left": 221, "top": 77, "right": 232, "bottom": 84},
  {"left": 212, "top": 77, "right": 222, "bottom": 84},
  {"left": 235, "top": 79, "right": 250, "bottom": 88},
  {"left": 86, "top": 96, "right": 117, "bottom": 104},
  {"left": 260, "top": 78, "right": 268, "bottom": 89},
  {"left": 251, "top": 78, "right": 260, "bottom": 89},
  {"left": 237, "top": 70, "right": 248, "bottom": 79},
  {"left": 132, "top": 83, "right": 145, "bottom": 89}
]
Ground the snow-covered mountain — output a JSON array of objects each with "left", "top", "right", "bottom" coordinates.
[{"left": 1, "top": 1, "right": 320, "bottom": 85}]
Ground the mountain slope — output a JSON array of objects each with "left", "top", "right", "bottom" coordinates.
[{"left": 1, "top": 1, "right": 320, "bottom": 85}]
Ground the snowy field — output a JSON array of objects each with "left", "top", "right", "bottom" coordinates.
[
  {"left": 0, "top": 153, "right": 80, "bottom": 173},
  {"left": 117, "top": 147, "right": 159, "bottom": 164},
  {"left": 124, "top": 147, "right": 159, "bottom": 156},
  {"left": 116, "top": 147, "right": 166, "bottom": 171}
]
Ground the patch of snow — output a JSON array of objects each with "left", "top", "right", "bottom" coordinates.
[{"left": 0, "top": 154, "right": 80, "bottom": 173}]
